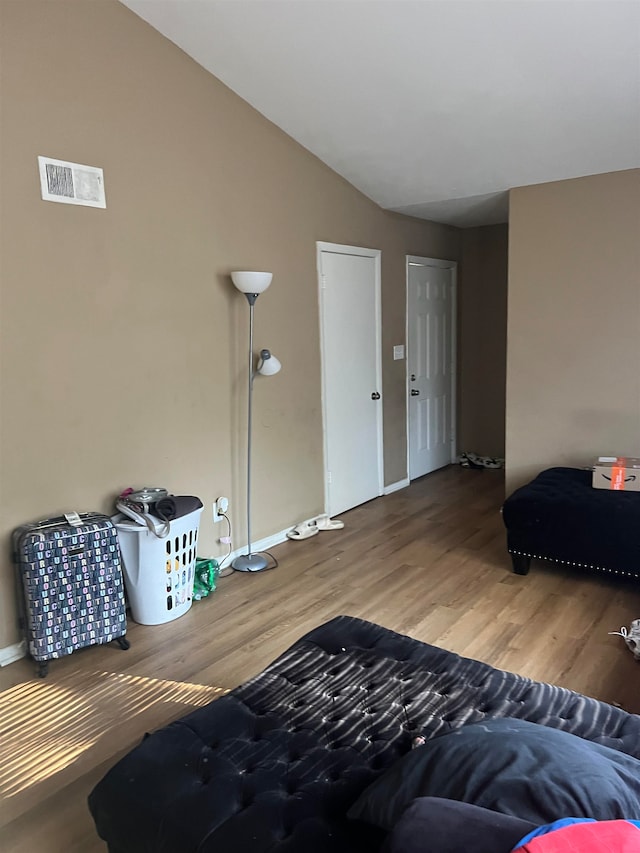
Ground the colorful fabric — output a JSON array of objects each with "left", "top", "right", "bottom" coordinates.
[{"left": 513, "top": 818, "right": 640, "bottom": 852}]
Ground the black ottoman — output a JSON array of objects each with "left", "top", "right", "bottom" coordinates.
[
  {"left": 502, "top": 467, "right": 640, "bottom": 579},
  {"left": 88, "top": 615, "right": 640, "bottom": 853}
]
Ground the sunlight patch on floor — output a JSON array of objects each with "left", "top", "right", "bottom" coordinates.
[{"left": 0, "top": 671, "right": 228, "bottom": 797}]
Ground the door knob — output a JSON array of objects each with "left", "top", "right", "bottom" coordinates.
[
  {"left": 371, "top": 391, "right": 381, "bottom": 400},
  {"left": 411, "top": 389, "right": 419, "bottom": 396}
]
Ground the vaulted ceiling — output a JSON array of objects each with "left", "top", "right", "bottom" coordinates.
[{"left": 121, "top": 0, "right": 640, "bottom": 227}]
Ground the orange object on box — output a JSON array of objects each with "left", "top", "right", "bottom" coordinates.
[
  {"left": 611, "top": 460, "right": 626, "bottom": 490},
  {"left": 592, "top": 457, "right": 640, "bottom": 491}
]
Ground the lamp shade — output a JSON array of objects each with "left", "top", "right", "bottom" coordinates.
[
  {"left": 257, "top": 349, "right": 281, "bottom": 376},
  {"left": 231, "top": 271, "right": 272, "bottom": 294}
]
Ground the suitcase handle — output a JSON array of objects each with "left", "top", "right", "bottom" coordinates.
[
  {"left": 12, "top": 513, "right": 112, "bottom": 564},
  {"left": 32, "top": 512, "right": 108, "bottom": 530},
  {"left": 20, "top": 512, "right": 107, "bottom": 533}
]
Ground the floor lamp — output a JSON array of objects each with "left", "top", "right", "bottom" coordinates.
[{"left": 231, "top": 271, "right": 282, "bottom": 573}]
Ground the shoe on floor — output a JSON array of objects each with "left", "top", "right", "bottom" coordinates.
[
  {"left": 314, "top": 514, "right": 344, "bottom": 531},
  {"left": 609, "top": 619, "right": 640, "bottom": 659},
  {"left": 287, "top": 522, "right": 319, "bottom": 540}
]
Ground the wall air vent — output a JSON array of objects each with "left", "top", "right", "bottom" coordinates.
[{"left": 37, "top": 156, "right": 106, "bottom": 208}]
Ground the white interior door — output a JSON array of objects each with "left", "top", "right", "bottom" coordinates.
[
  {"left": 407, "top": 257, "right": 457, "bottom": 480},
  {"left": 318, "top": 243, "right": 383, "bottom": 517}
]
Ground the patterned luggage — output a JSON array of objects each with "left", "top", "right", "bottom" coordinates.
[{"left": 13, "top": 512, "right": 130, "bottom": 677}]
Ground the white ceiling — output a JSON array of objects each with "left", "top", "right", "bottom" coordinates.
[{"left": 121, "top": 0, "right": 640, "bottom": 227}]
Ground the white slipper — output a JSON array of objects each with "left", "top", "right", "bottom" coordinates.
[
  {"left": 315, "top": 515, "right": 344, "bottom": 531},
  {"left": 287, "top": 522, "right": 319, "bottom": 540}
]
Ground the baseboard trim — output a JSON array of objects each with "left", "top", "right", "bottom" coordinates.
[
  {"left": 216, "top": 526, "right": 292, "bottom": 570},
  {"left": 0, "top": 639, "right": 26, "bottom": 667},
  {"left": 384, "top": 478, "right": 410, "bottom": 495}
]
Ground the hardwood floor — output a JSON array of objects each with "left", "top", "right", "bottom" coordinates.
[{"left": 1, "top": 465, "right": 639, "bottom": 851}]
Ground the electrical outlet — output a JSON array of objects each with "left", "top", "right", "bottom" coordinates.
[{"left": 213, "top": 496, "right": 229, "bottom": 523}]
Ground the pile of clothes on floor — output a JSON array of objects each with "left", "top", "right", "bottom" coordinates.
[{"left": 457, "top": 451, "right": 504, "bottom": 469}]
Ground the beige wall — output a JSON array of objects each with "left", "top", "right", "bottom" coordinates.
[
  {"left": 459, "top": 224, "right": 508, "bottom": 458},
  {"left": 506, "top": 170, "right": 640, "bottom": 494},
  {"left": 0, "top": 0, "right": 461, "bottom": 650}
]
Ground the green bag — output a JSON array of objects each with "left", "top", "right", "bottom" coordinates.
[{"left": 193, "top": 558, "right": 218, "bottom": 600}]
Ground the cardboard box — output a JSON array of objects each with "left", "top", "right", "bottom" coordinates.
[{"left": 592, "top": 456, "right": 640, "bottom": 491}]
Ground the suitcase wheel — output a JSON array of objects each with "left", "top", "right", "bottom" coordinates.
[
  {"left": 37, "top": 661, "right": 49, "bottom": 678},
  {"left": 116, "top": 636, "right": 131, "bottom": 651}
]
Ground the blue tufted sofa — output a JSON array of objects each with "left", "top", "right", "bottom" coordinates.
[
  {"left": 88, "top": 615, "right": 640, "bottom": 853},
  {"left": 502, "top": 467, "right": 640, "bottom": 579}
]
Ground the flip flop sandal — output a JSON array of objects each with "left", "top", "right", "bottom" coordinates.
[
  {"left": 315, "top": 515, "right": 345, "bottom": 531},
  {"left": 286, "top": 523, "right": 319, "bottom": 540}
]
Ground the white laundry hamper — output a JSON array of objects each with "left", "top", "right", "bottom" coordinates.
[{"left": 113, "top": 507, "right": 203, "bottom": 625}]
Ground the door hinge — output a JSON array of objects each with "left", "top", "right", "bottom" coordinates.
[
  {"left": 321, "top": 274, "right": 327, "bottom": 289},
  {"left": 327, "top": 471, "right": 332, "bottom": 484}
]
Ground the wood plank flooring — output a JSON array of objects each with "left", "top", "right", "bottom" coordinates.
[{"left": 1, "top": 465, "right": 639, "bottom": 851}]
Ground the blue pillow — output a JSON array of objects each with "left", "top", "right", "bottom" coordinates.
[{"left": 348, "top": 719, "right": 640, "bottom": 831}]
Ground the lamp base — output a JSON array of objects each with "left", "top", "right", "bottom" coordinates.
[{"left": 231, "top": 553, "right": 270, "bottom": 573}]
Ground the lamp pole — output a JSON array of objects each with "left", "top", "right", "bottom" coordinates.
[
  {"left": 229, "top": 270, "right": 276, "bottom": 573},
  {"left": 232, "top": 292, "right": 269, "bottom": 573},
  {"left": 245, "top": 294, "right": 256, "bottom": 560}
]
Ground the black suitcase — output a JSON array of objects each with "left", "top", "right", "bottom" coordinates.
[{"left": 13, "top": 512, "right": 130, "bottom": 677}]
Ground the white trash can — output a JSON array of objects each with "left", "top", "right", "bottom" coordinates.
[{"left": 113, "top": 507, "right": 203, "bottom": 625}]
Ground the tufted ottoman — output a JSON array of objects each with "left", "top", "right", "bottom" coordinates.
[
  {"left": 88, "top": 615, "right": 640, "bottom": 853},
  {"left": 502, "top": 466, "right": 640, "bottom": 579}
]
